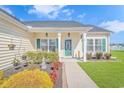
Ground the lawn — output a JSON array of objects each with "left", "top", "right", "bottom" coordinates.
[
  {"left": 111, "top": 50, "right": 124, "bottom": 61},
  {"left": 78, "top": 50, "right": 124, "bottom": 88}
]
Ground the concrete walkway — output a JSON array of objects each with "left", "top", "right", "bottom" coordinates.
[{"left": 63, "top": 61, "right": 98, "bottom": 88}]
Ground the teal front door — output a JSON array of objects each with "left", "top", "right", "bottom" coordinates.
[{"left": 65, "top": 40, "right": 72, "bottom": 56}]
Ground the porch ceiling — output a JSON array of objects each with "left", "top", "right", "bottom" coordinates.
[{"left": 28, "top": 27, "right": 93, "bottom": 33}]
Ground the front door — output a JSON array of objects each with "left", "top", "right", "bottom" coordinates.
[{"left": 65, "top": 40, "right": 72, "bottom": 56}]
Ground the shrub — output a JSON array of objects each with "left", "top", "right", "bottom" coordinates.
[
  {"left": 0, "top": 70, "right": 4, "bottom": 80},
  {"left": 46, "top": 52, "right": 58, "bottom": 62},
  {"left": 0, "top": 70, "right": 6, "bottom": 87},
  {"left": 25, "top": 51, "right": 59, "bottom": 64},
  {"left": 87, "top": 53, "right": 92, "bottom": 59},
  {"left": 25, "top": 51, "right": 38, "bottom": 64},
  {"left": 51, "top": 62, "right": 62, "bottom": 70},
  {"left": 1, "top": 69, "right": 53, "bottom": 88},
  {"left": 104, "top": 53, "right": 111, "bottom": 60},
  {"left": 96, "top": 52, "right": 103, "bottom": 59},
  {"left": 37, "top": 52, "right": 58, "bottom": 62}
]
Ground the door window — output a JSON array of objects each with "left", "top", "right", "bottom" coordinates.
[{"left": 65, "top": 40, "right": 72, "bottom": 50}]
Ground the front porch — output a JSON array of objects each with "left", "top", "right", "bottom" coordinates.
[
  {"left": 34, "top": 31, "right": 109, "bottom": 62},
  {"left": 34, "top": 32, "right": 88, "bottom": 62}
]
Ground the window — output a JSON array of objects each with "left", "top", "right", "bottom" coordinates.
[
  {"left": 40, "top": 39, "right": 48, "bottom": 51},
  {"left": 65, "top": 40, "right": 72, "bottom": 50},
  {"left": 37, "top": 39, "right": 57, "bottom": 52},
  {"left": 49, "top": 39, "right": 56, "bottom": 52},
  {"left": 86, "top": 38, "right": 106, "bottom": 53},
  {"left": 102, "top": 39, "right": 106, "bottom": 52},
  {"left": 95, "top": 39, "right": 102, "bottom": 52},
  {"left": 87, "top": 39, "right": 93, "bottom": 52},
  {"left": 36, "top": 39, "right": 40, "bottom": 49}
]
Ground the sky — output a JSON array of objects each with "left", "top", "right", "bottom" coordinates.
[{"left": 0, "top": 5, "right": 124, "bottom": 44}]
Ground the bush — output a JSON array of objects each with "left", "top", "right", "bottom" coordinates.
[
  {"left": 87, "top": 53, "right": 92, "bottom": 59},
  {"left": 46, "top": 52, "right": 58, "bottom": 62},
  {"left": 25, "top": 51, "right": 38, "bottom": 64},
  {"left": 0, "top": 70, "right": 6, "bottom": 87},
  {"left": 96, "top": 52, "right": 103, "bottom": 59},
  {"left": 25, "top": 51, "right": 58, "bottom": 64},
  {"left": 0, "top": 70, "right": 4, "bottom": 80},
  {"left": 104, "top": 53, "right": 111, "bottom": 60},
  {"left": 1, "top": 69, "right": 53, "bottom": 88}
]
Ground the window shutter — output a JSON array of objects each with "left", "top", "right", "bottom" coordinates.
[
  {"left": 37, "top": 39, "right": 40, "bottom": 49},
  {"left": 102, "top": 39, "right": 106, "bottom": 52},
  {"left": 56, "top": 38, "right": 58, "bottom": 49}
]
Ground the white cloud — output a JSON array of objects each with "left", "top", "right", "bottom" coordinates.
[
  {"left": 99, "top": 20, "right": 124, "bottom": 32},
  {"left": 62, "top": 9, "right": 74, "bottom": 16},
  {"left": 0, "top": 6, "right": 13, "bottom": 15},
  {"left": 78, "top": 13, "right": 86, "bottom": 19},
  {"left": 28, "top": 5, "right": 66, "bottom": 19}
]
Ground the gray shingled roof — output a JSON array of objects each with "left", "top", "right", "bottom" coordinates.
[
  {"left": 24, "top": 21, "right": 112, "bottom": 32},
  {"left": 0, "top": 9, "right": 112, "bottom": 33},
  {"left": 88, "top": 25, "right": 113, "bottom": 33},
  {"left": 24, "top": 21, "right": 89, "bottom": 27},
  {"left": 0, "top": 9, "right": 25, "bottom": 25}
]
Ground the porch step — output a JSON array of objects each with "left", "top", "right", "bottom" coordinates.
[{"left": 62, "top": 56, "right": 72, "bottom": 58}]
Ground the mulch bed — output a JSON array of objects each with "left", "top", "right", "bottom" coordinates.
[{"left": 3, "top": 62, "right": 62, "bottom": 88}]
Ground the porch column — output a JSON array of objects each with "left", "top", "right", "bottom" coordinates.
[
  {"left": 93, "top": 39, "right": 95, "bottom": 53},
  {"left": 83, "top": 33, "right": 87, "bottom": 62},
  {"left": 58, "top": 33, "right": 61, "bottom": 62},
  {"left": 47, "top": 39, "right": 49, "bottom": 52},
  {"left": 108, "top": 35, "right": 110, "bottom": 52}
]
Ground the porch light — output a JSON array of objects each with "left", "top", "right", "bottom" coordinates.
[
  {"left": 68, "top": 33, "right": 70, "bottom": 37},
  {"left": 46, "top": 32, "right": 48, "bottom": 37}
]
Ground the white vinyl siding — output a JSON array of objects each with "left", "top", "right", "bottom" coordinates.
[{"left": 0, "top": 19, "right": 34, "bottom": 70}]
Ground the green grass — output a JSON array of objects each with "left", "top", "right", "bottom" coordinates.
[
  {"left": 78, "top": 50, "right": 124, "bottom": 88},
  {"left": 111, "top": 50, "right": 124, "bottom": 61}
]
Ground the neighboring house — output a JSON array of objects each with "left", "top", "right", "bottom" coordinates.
[
  {"left": 111, "top": 43, "right": 124, "bottom": 50},
  {"left": 0, "top": 9, "right": 111, "bottom": 69}
]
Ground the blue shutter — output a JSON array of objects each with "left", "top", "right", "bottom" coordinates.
[
  {"left": 37, "top": 39, "right": 40, "bottom": 49},
  {"left": 102, "top": 39, "right": 106, "bottom": 52}
]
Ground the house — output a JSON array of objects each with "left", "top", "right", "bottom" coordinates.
[
  {"left": 111, "top": 43, "right": 124, "bottom": 50},
  {"left": 0, "top": 9, "right": 111, "bottom": 70}
]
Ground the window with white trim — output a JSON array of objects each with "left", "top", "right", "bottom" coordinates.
[
  {"left": 95, "top": 39, "right": 102, "bottom": 52},
  {"left": 37, "top": 39, "right": 57, "bottom": 52},
  {"left": 40, "top": 39, "right": 48, "bottom": 51},
  {"left": 49, "top": 39, "right": 57, "bottom": 52},
  {"left": 87, "top": 39, "right": 93, "bottom": 52}
]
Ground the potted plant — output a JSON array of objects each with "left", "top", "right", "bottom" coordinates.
[
  {"left": 104, "top": 53, "right": 111, "bottom": 60},
  {"left": 8, "top": 44, "right": 16, "bottom": 50},
  {"left": 13, "top": 57, "right": 20, "bottom": 66},
  {"left": 96, "top": 52, "right": 103, "bottom": 59}
]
